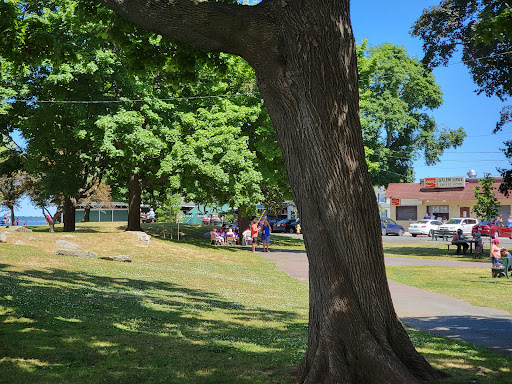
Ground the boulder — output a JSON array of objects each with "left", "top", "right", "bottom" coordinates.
[
  {"left": 137, "top": 233, "right": 151, "bottom": 244},
  {"left": 98, "top": 255, "right": 132, "bottom": 262},
  {"left": 14, "top": 226, "right": 32, "bottom": 232},
  {"left": 54, "top": 249, "right": 97, "bottom": 258},
  {"left": 62, "top": 234, "right": 77, "bottom": 238},
  {"left": 14, "top": 240, "right": 26, "bottom": 246},
  {"left": 0, "top": 232, "right": 6, "bottom": 243},
  {"left": 56, "top": 240, "right": 82, "bottom": 249},
  {"left": 28, "top": 237, "right": 37, "bottom": 241}
]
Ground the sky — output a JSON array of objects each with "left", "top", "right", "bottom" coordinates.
[
  {"left": 9, "top": 1, "right": 511, "bottom": 216},
  {"left": 350, "top": 1, "right": 510, "bottom": 183}
]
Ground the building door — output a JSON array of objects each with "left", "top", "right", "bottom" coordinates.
[{"left": 460, "top": 207, "right": 470, "bottom": 218}]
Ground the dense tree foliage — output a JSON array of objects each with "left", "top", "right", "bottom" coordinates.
[
  {"left": 0, "top": 0, "right": 268, "bottom": 230},
  {"left": 412, "top": 0, "right": 512, "bottom": 194},
  {"left": 357, "top": 41, "right": 466, "bottom": 185}
]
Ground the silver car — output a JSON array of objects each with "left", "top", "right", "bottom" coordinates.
[
  {"left": 439, "top": 217, "right": 478, "bottom": 236},
  {"left": 408, "top": 219, "right": 442, "bottom": 237}
]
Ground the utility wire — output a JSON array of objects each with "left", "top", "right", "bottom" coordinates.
[
  {"left": 3, "top": 50, "right": 512, "bottom": 104},
  {"left": 3, "top": 92, "right": 261, "bottom": 104}
]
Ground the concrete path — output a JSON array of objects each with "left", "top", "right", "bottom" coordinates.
[{"left": 257, "top": 249, "right": 512, "bottom": 357}]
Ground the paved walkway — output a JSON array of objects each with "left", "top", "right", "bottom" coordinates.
[{"left": 257, "top": 249, "right": 512, "bottom": 357}]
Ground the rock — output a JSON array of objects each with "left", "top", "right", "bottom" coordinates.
[
  {"left": 56, "top": 240, "right": 82, "bottom": 249},
  {"left": 54, "top": 249, "right": 97, "bottom": 258},
  {"left": 14, "top": 240, "right": 26, "bottom": 246},
  {"left": 203, "top": 232, "right": 211, "bottom": 238},
  {"left": 137, "top": 233, "right": 151, "bottom": 244},
  {"left": 0, "top": 232, "right": 6, "bottom": 243},
  {"left": 62, "top": 234, "right": 77, "bottom": 238},
  {"left": 14, "top": 226, "right": 32, "bottom": 232},
  {"left": 28, "top": 237, "right": 37, "bottom": 241},
  {"left": 98, "top": 255, "right": 132, "bottom": 262}
]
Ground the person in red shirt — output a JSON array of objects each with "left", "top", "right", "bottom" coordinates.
[{"left": 250, "top": 219, "right": 259, "bottom": 253}]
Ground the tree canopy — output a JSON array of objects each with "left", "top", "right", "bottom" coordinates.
[
  {"left": 357, "top": 41, "right": 466, "bottom": 185},
  {"left": 411, "top": 0, "right": 512, "bottom": 194}
]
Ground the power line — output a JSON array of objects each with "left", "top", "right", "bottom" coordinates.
[{"left": 2, "top": 92, "right": 261, "bottom": 104}]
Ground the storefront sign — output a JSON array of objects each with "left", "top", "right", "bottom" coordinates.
[
  {"left": 400, "top": 198, "right": 421, "bottom": 206},
  {"left": 391, "top": 198, "right": 400, "bottom": 206},
  {"left": 423, "top": 176, "right": 465, "bottom": 188}
]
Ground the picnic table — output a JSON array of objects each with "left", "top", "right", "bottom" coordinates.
[{"left": 448, "top": 239, "right": 476, "bottom": 255}]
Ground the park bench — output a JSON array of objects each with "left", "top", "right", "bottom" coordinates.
[
  {"left": 432, "top": 229, "right": 454, "bottom": 241},
  {"left": 492, "top": 257, "right": 511, "bottom": 279}
]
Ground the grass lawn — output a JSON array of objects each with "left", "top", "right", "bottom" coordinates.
[
  {"left": 387, "top": 266, "right": 512, "bottom": 313},
  {"left": 383, "top": 242, "right": 491, "bottom": 263},
  {"left": 0, "top": 222, "right": 511, "bottom": 383}
]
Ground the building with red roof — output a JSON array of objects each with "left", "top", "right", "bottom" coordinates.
[{"left": 385, "top": 176, "right": 512, "bottom": 228}]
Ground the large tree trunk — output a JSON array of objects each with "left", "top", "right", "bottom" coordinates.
[
  {"left": 248, "top": 5, "right": 443, "bottom": 382},
  {"left": 126, "top": 174, "right": 142, "bottom": 231},
  {"left": 81, "top": 204, "right": 91, "bottom": 222},
  {"left": 63, "top": 196, "right": 76, "bottom": 232},
  {"left": 237, "top": 204, "right": 251, "bottom": 243},
  {"left": 100, "top": 0, "right": 446, "bottom": 382}
]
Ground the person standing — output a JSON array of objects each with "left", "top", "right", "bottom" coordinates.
[
  {"left": 507, "top": 216, "right": 512, "bottom": 228},
  {"left": 490, "top": 238, "right": 502, "bottom": 267},
  {"left": 261, "top": 219, "right": 271, "bottom": 252},
  {"left": 250, "top": 219, "right": 259, "bottom": 253}
]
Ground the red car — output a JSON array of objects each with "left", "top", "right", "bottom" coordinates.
[{"left": 472, "top": 221, "right": 512, "bottom": 239}]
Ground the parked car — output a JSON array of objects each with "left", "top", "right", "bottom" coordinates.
[
  {"left": 266, "top": 216, "right": 281, "bottom": 231},
  {"left": 381, "top": 218, "right": 404, "bottom": 236},
  {"left": 439, "top": 217, "right": 478, "bottom": 236},
  {"left": 272, "top": 219, "right": 289, "bottom": 233},
  {"left": 272, "top": 218, "right": 301, "bottom": 233},
  {"left": 285, "top": 218, "right": 301, "bottom": 234},
  {"left": 408, "top": 219, "right": 442, "bottom": 237},
  {"left": 472, "top": 221, "right": 512, "bottom": 239}
]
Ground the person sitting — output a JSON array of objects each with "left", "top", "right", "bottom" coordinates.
[
  {"left": 501, "top": 248, "right": 511, "bottom": 259},
  {"left": 473, "top": 229, "right": 483, "bottom": 254},
  {"left": 218, "top": 227, "right": 226, "bottom": 239},
  {"left": 210, "top": 228, "right": 224, "bottom": 245},
  {"left": 490, "top": 238, "right": 502, "bottom": 267},
  {"left": 225, "top": 228, "right": 236, "bottom": 245},
  {"left": 242, "top": 227, "right": 252, "bottom": 245},
  {"left": 452, "top": 229, "right": 469, "bottom": 255},
  {"left": 146, "top": 208, "right": 156, "bottom": 223}
]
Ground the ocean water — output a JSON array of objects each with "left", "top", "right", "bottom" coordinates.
[{"left": 1, "top": 216, "right": 47, "bottom": 226}]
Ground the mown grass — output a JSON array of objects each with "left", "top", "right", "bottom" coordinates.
[
  {"left": 1, "top": 222, "right": 511, "bottom": 383},
  {"left": 383, "top": 242, "right": 491, "bottom": 263},
  {"left": 387, "top": 266, "right": 512, "bottom": 313}
]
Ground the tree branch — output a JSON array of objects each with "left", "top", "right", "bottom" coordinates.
[{"left": 99, "top": 0, "right": 268, "bottom": 58}]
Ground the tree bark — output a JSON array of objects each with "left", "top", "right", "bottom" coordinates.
[
  {"left": 237, "top": 204, "right": 251, "bottom": 243},
  {"left": 63, "top": 196, "right": 76, "bottom": 232},
  {"left": 82, "top": 204, "right": 91, "bottom": 222},
  {"left": 127, "top": 174, "right": 142, "bottom": 231},
  {"left": 100, "top": 0, "right": 446, "bottom": 382}
]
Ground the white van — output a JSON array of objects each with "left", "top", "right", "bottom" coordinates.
[{"left": 439, "top": 217, "right": 478, "bottom": 236}]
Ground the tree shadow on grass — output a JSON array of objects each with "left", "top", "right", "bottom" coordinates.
[
  {"left": 384, "top": 246, "right": 488, "bottom": 262},
  {"left": 0, "top": 265, "right": 306, "bottom": 384},
  {"left": 404, "top": 318, "right": 512, "bottom": 383}
]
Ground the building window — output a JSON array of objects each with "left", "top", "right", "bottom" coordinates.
[
  {"left": 426, "top": 205, "right": 449, "bottom": 221},
  {"left": 377, "top": 193, "right": 386, "bottom": 203},
  {"left": 396, "top": 206, "right": 417, "bottom": 221}
]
